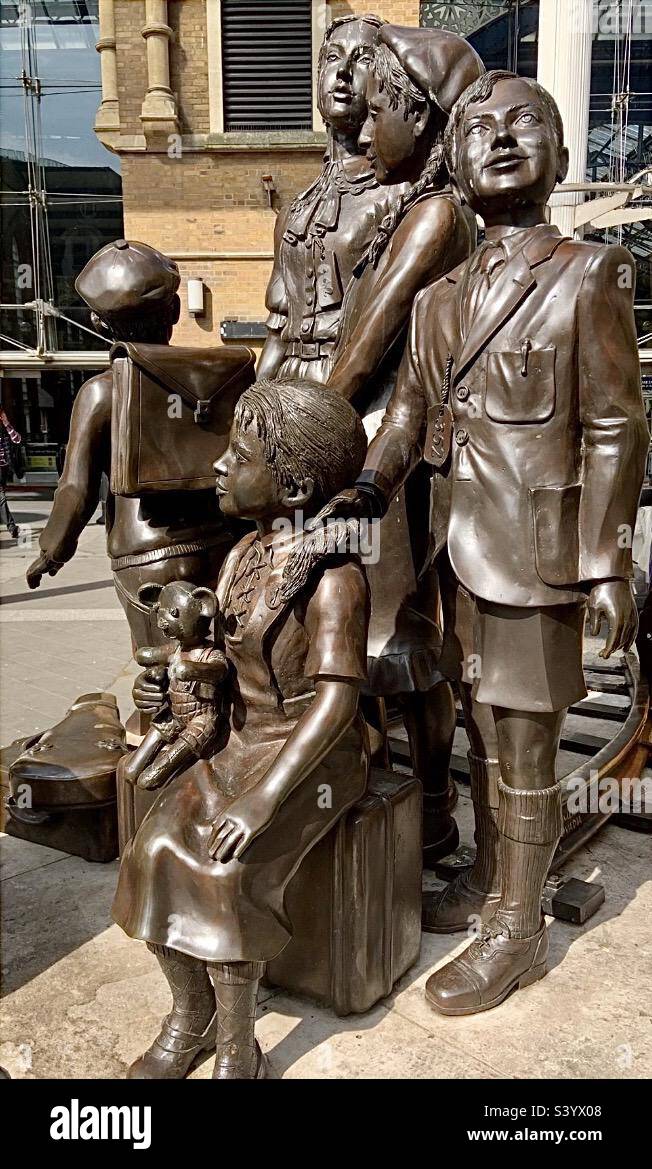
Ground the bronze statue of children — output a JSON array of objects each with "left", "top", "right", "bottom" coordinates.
[{"left": 113, "top": 379, "right": 371, "bottom": 1079}]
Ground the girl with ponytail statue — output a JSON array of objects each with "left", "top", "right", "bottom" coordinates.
[{"left": 114, "top": 379, "right": 371, "bottom": 1081}]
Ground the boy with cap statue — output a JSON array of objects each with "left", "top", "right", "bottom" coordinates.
[
  {"left": 26, "top": 240, "right": 233, "bottom": 650},
  {"left": 316, "top": 70, "right": 648, "bottom": 1013}
]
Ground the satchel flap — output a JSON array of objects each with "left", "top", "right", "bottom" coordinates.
[{"left": 110, "top": 342, "right": 255, "bottom": 411}]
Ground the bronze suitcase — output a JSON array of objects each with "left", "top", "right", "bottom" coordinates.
[
  {"left": 267, "top": 768, "right": 422, "bottom": 1016},
  {"left": 2, "top": 693, "right": 125, "bottom": 864}
]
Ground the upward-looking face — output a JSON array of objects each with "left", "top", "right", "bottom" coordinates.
[
  {"left": 318, "top": 20, "right": 377, "bottom": 133},
  {"left": 359, "top": 72, "right": 428, "bottom": 182},
  {"left": 454, "top": 77, "right": 569, "bottom": 216}
]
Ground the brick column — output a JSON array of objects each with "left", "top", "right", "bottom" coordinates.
[{"left": 94, "top": 0, "right": 120, "bottom": 145}]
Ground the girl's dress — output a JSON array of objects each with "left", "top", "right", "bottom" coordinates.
[{"left": 112, "top": 528, "right": 370, "bottom": 963}]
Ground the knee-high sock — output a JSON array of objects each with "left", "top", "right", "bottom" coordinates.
[
  {"left": 147, "top": 943, "right": 215, "bottom": 1035},
  {"left": 208, "top": 960, "right": 265, "bottom": 1077},
  {"left": 466, "top": 752, "right": 502, "bottom": 896},
  {"left": 495, "top": 780, "right": 563, "bottom": 938}
]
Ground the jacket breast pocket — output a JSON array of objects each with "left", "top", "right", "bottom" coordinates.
[{"left": 485, "top": 346, "right": 556, "bottom": 424}]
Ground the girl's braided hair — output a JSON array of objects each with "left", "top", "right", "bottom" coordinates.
[
  {"left": 234, "top": 379, "right": 367, "bottom": 510},
  {"left": 363, "top": 42, "right": 447, "bottom": 270}
]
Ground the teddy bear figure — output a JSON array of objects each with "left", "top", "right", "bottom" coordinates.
[{"left": 123, "top": 581, "right": 228, "bottom": 791}]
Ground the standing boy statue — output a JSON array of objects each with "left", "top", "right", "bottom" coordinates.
[
  {"left": 318, "top": 70, "right": 648, "bottom": 1013},
  {"left": 26, "top": 240, "right": 236, "bottom": 650}
]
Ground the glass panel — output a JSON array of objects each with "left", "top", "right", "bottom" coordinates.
[
  {"left": 0, "top": 0, "right": 122, "bottom": 355},
  {"left": 421, "top": 0, "right": 539, "bottom": 75},
  {"left": 2, "top": 366, "right": 98, "bottom": 486},
  {"left": 586, "top": 3, "right": 652, "bottom": 336}
]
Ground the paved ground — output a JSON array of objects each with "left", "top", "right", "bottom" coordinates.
[{"left": 1, "top": 499, "right": 651, "bottom": 1080}]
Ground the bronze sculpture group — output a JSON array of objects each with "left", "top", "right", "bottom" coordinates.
[{"left": 24, "top": 15, "right": 647, "bottom": 1076}]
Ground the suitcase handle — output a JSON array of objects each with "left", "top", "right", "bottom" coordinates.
[{"left": 5, "top": 796, "right": 51, "bottom": 825}]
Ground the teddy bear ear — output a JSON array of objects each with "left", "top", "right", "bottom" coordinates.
[
  {"left": 138, "top": 582, "right": 164, "bottom": 609},
  {"left": 191, "top": 586, "right": 217, "bottom": 619}
]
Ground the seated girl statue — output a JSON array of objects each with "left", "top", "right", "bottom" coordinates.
[{"left": 112, "top": 378, "right": 371, "bottom": 1080}]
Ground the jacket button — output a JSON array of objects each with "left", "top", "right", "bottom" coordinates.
[
  {"left": 455, "top": 428, "right": 469, "bottom": 447},
  {"left": 456, "top": 385, "right": 470, "bottom": 402}
]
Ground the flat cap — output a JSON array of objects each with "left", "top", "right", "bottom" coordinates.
[
  {"left": 378, "top": 25, "right": 485, "bottom": 116},
  {"left": 75, "top": 239, "right": 180, "bottom": 316}
]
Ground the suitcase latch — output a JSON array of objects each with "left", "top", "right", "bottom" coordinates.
[{"left": 194, "top": 400, "right": 211, "bottom": 424}]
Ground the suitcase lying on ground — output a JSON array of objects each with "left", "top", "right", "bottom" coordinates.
[
  {"left": 267, "top": 768, "right": 422, "bottom": 1016},
  {"left": 2, "top": 693, "right": 125, "bottom": 863}
]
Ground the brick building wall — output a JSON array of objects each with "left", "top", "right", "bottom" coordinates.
[
  {"left": 114, "top": 1, "right": 148, "bottom": 139},
  {"left": 169, "top": 0, "right": 211, "bottom": 136},
  {"left": 102, "top": 1, "right": 422, "bottom": 348}
]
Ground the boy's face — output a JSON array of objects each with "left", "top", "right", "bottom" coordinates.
[
  {"left": 215, "top": 420, "right": 292, "bottom": 522},
  {"left": 454, "top": 77, "right": 568, "bottom": 216},
  {"left": 359, "top": 72, "right": 427, "bottom": 182},
  {"left": 318, "top": 21, "right": 376, "bottom": 133}
]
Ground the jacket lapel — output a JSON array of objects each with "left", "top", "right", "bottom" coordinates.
[
  {"left": 453, "top": 250, "right": 535, "bottom": 384},
  {"left": 451, "top": 225, "right": 566, "bottom": 385}
]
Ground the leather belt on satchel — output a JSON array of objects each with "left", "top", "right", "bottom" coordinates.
[
  {"left": 110, "top": 535, "right": 229, "bottom": 572},
  {"left": 286, "top": 340, "right": 334, "bottom": 361}
]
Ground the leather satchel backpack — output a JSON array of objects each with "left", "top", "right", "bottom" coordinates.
[{"left": 109, "top": 341, "right": 255, "bottom": 495}]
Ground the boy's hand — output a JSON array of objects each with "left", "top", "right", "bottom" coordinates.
[
  {"left": 588, "top": 580, "right": 638, "bottom": 658},
  {"left": 308, "top": 486, "right": 377, "bottom": 528},
  {"left": 208, "top": 788, "right": 278, "bottom": 863},
  {"left": 133, "top": 666, "right": 168, "bottom": 713},
  {"left": 26, "top": 552, "right": 63, "bottom": 588}
]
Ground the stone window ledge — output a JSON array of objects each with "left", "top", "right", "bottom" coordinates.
[{"left": 206, "top": 130, "right": 327, "bottom": 152}]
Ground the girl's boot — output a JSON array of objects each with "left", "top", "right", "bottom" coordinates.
[
  {"left": 128, "top": 944, "right": 216, "bottom": 1078},
  {"left": 208, "top": 960, "right": 270, "bottom": 1079}
]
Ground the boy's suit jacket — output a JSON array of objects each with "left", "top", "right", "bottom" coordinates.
[{"left": 361, "top": 223, "right": 649, "bottom": 608}]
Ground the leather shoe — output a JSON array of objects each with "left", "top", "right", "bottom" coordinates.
[
  {"left": 128, "top": 1012, "right": 216, "bottom": 1079},
  {"left": 422, "top": 875, "right": 500, "bottom": 934},
  {"left": 213, "top": 1039, "right": 272, "bottom": 1080},
  {"left": 425, "top": 921, "right": 548, "bottom": 1016}
]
